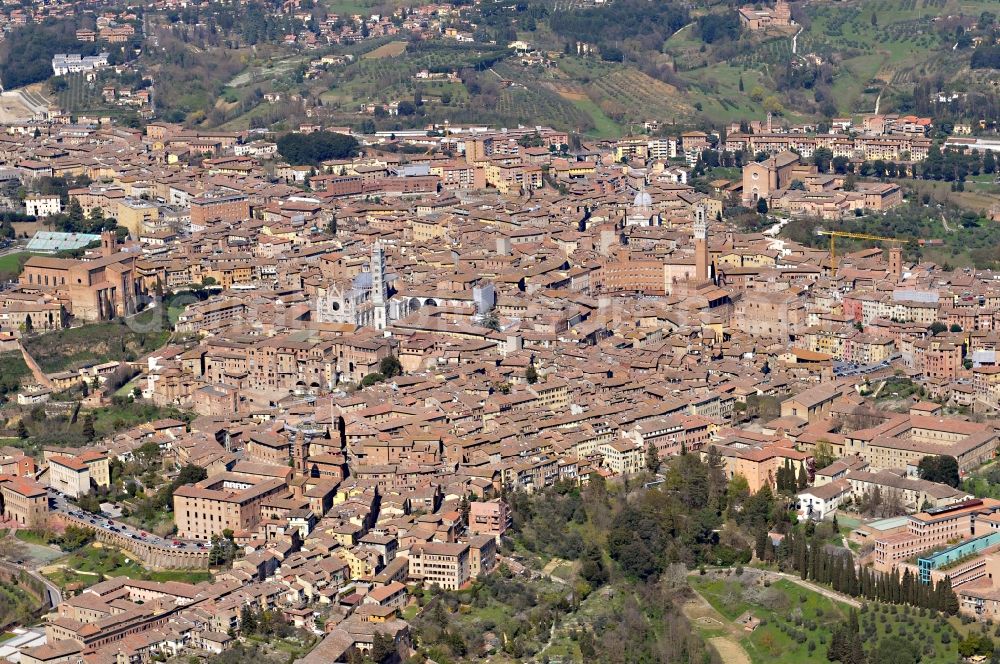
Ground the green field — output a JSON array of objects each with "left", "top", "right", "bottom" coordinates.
[
  {"left": 565, "top": 97, "right": 621, "bottom": 137},
  {"left": 690, "top": 574, "right": 970, "bottom": 664},
  {"left": 0, "top": 252, "right": 29, "bottom": 282},
  {"left": 322, "top": 0, "right": 383, "bottom": 15},
  {"left": 44, "top": 543, "right": 211, "bottom": 590},
  {"left": 660, "top": 0, "right": 999, "bottom": 122}
]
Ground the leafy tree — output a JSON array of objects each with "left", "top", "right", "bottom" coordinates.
[
  {"left": 525, "top": 364, "right": 538, "bottom": 384},
  {"left": 814, "top": 441, "right": 837, "bottom": 469},
  {"left": 645, "top": 443, "right": 660, "bottom": 473},
  {"left": 697, "top": 12, "right": 739, "bottom": 43},
  {"left": 928, "top": 321, "right": 947, "bottom": 336},
  {"left": 370, "top": 632, "right": 397, "bottom": 663},
  {"left": 917, "top": 455, "right": 960, "bottom": 488},
  {"left": 958, "top": 632, "right": 994, "bottom": 657},
  {"left": 938, "top": 576, "right": 959, "bottom": 615},
  {"left": 756, "top": 198, "right": 769, "bottom": 215},
  {"left": 239, "top": 605, "right": 257, "bottom": 634},
  {"left": 871, "top": 634, "right": 919, "bottom": 664},
  {"left": 360, "top": 373, "right": 385, "bottom": 387},
  {"left": 209, "top": 534, "right": 235, "bottom": 566},
  {"left": 813, "top": 148, "right": 834, "bottom": 173},
  {"left": 77, "top": 493, "right": 102, "bottom": 514},
  {"left": 175, "top": 464, "right": 208, "bottom": 486},
  {"left": 458, "top": 495, "right": 470, "bottom": 528},
  {"left": 482, "top": 311, "right": 501, "bottom": 331},
  {"left": 579, "top": 544, "right": 608, "bottom": 587},
  {"left": 379, "top": 355, "right": 403, "bottom": 378},
  {"left": 53, "top": 525, "right": 94, "bottom": 552},
  {"left": 82, "top": 414, "right": 96, "bottom": 442},
  {"left": 276, "top": 131, "right": 359, "bottom": 165}
]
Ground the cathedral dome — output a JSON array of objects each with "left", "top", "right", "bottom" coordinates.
[{"left": 633, "top": 190, "right": 653, "bottom": 209}]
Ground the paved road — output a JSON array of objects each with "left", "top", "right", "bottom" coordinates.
[
  {"left": 12, "top": 559, "right": 61, "bottom": 609},
  {"left": 0, "top": 537, "right": 62, "bottom": 609},
  {"left": 32, "top": 566, "right": 62, "bottom": 609},
  {"left": 48, "top": 490, "right": 207, "bottom": 554}
]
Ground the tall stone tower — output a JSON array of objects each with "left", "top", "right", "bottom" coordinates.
[
  {"left": 371, "top": 241, "right": 388, "bottom": 330},
  {"left": 694, "top": 204, "right": 710, "bottom": 282},
  {"left": 101, "top": 230, "right": 116, "bottom": 257},
  {"left": 889, "top": 246, "right": 902, "bottom": 281}
]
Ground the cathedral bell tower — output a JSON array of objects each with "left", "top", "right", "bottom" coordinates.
[
  {"left": 694, "top": 204, "right": 710, "bottom": 282},
  {"left": 371, "top": 242, "right": 388, "bottom": 330}
]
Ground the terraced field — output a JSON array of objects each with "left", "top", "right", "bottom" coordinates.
[
  {"left": 661, "top": 0, "right": 996, "bottom": 120},
  {"left": 586, "top": 69, "right": 694, "bottom": 124}
]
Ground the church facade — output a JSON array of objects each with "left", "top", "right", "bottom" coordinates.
[{"left": 316, "top": 243, "right": 389, "bottom": 329}]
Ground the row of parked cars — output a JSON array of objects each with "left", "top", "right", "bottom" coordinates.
[{"left": 55, "top": 490, "right": 206, "bottom": 550}]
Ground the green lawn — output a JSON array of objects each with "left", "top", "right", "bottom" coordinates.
[
  {"left": 567, "top": 97, "right": 621, "bottom": 138},
  {"left": 0, "top": 252, "right": 30, "bottom": 281},
  {"left": 14, "top": 530, "right": 49, "bottom": 546},
  {"left": 146, "top": 569, "right": 212, "bottom": 584},
  {"left": 401, "top": 602, "right": 420, "bottom": 621},
  {"left": 321, "top": 0, "right": 379, "bottom": 14},
  {"left": 691, "top": 574, "right": 967, "bottom": 664}
]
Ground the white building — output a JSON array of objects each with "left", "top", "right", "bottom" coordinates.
[
  {"left": 24, "top": 194, "right": 62, "bottom": 218},
  {"left": 52, "top": 52, "right": 110, "bottom": 76},
  {"left": 796, "top": 479, "right": 850, "bottom": 521}
]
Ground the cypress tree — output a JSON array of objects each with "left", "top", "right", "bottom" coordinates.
[
  {"left": 798, "top": 539, "right": 808, "bottom": 580},
  {"left": 827, "top": 626, "right": 846, "bottom": 663},
  {"left": 847, "top": 634, "right": 865, "bottom": 664},
  {"left": 755, "top": 529, "right": 768, "bottom": 561},
  {"left": 939, "top": 576, "right": 959, "bottom": 615},
  {"left": 845, "top": 561, "right": 858, "bottom": 596}
]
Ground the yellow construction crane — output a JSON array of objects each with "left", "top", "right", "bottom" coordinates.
[{"left": 817, "top": 230, "right": 905, "bottom": 270}]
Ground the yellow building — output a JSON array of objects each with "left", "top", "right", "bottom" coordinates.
[
  {"left": 47, "top": 455, "right": 92, "bottom": 498},
  {"left": 79, "top": 451, "right": 110, "bottom": 490},
  {"left": 116, "top": 198, "right": 160, "bottom": 237}
]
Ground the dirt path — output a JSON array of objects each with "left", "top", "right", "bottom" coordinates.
[
  {"left": 708, "top": 636, "right": 752, "bottom": 664},
  {"left": 767, "top": 570, "right": 862, "bottom": 608},
  {"left": 940, "top": 211, "right": 954, "bottom": 233},
  {"left": 17, "top": 340, "right": 54, "bottom": 389},
  {"left": 685, "top": 566, "right": 860, "bottom": 663},
  {"left": 682, "top": 589, "right": 752, "bottom": 664}
]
